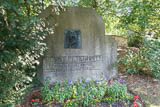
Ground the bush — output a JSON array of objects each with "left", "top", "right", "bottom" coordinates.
[
  {"left": 120, "top": 38, "right": 160, "bottom": 78},
  {"left": 0, "top": 1, "right": 53, "bottom": 104}
]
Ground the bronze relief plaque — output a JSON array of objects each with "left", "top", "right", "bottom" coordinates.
[{"left": 64, "top": 30, "right": 81, "bottom": 49}]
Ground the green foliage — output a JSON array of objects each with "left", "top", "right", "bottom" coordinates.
[
  {"left": 0, "top": 0, "right": 56, "bottom": 104},
  {"left": 120, "top": 39, "right": 160, "bottom": 78},
  {"left": 0, "top": 103, "right": 13, "bottom": 107},
  {"left": 41, "top": 80, "right": 73, "bottom": 103},
  {"left": 127, "top": 34, "right": 144, "bottom": 47},
  {"left": 105, "top": 81, "right": 128, "bottom": 100},
  {"left": 120, "top": 0, "right": 152, "bottom": 29},
  {"left": 142, "top": 39, "right": 160, "bottom": 78},
  {"left": 78, "top": 0, "right": 94, "bottom": 7},
  {"left": 41, "top": 79, "right": 103, "bottom": 106},
  {"left": 118, "top": 0, "right": 160, "bottom": 45},
  {"left": 41, "top": 79, "right": 132, "bottom": 106},
  {"left": 103, "top": 80, "right": 132, "bottom": 104}
]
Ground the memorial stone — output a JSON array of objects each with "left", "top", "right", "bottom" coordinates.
[{"left": 38, "top": 6, "right": 117, "bottom": 84}]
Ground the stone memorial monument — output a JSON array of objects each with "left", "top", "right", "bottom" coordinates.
[{"left": 38, "top": 6, "right": 117, "bottom": 84}]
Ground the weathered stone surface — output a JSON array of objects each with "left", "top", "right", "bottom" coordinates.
[{"left": 38, "top": 6, "right": 117, "bottom": 84}]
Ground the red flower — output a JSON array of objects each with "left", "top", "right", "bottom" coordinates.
[
  {"left": 107, "top": 80, "right": 111, "bottom": 85},
  {"left": 136, "top": 104, "right": 138, "bottom": 107},
  {"left": 133, "top": 102, "right": 138, "bottom": 107},
  {"left": 10, "top": 24, "right": 13, "bottom": 26},
  {"left": 32, "top": 99, "right": 35, "bottom": 102},
  {"left": 133, "top": 95, "right": 139, "bottom": 101},
  {"left": 32, "top": 98, "right": 40, "bottom": 102}
]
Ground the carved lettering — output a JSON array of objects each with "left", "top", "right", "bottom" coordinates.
[{"left": 43, "top": 55, "right": 103, "bottom": 72}]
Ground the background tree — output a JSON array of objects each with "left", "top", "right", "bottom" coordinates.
[{"left": 118, "top": 0, "right": 160, "bottom": 47}]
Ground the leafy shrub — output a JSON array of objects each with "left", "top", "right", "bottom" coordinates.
[
  {"left": 0, "top": 1, "right": 54, "bottom": 104},
  {"left": 120, "top": 38, "right": 160, "bottom": 78}
]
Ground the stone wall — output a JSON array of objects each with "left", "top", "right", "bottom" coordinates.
[{"left": 110, "top": 35, "right": 128, "bottom": 47}]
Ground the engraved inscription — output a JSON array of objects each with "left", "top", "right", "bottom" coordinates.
[{"left": 43, "top": 55, "right": 103, "bottom": 72}]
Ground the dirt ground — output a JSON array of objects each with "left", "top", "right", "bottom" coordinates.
[
  {"left": 118, "top": 72, "right": 160, "bottom": 107},
  {"left": 117, "top": 47, "right": 160, "bottom": 107}
]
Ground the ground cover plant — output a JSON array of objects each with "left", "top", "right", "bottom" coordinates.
[{"left": 26, "top": 78, "right": 143, "bottom": 107}]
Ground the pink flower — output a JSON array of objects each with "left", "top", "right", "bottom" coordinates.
[{"left": 133, "top": 95, "right": 139, "bottom": 101}]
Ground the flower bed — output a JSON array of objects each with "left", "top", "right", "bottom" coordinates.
[{"left": 25, "top": 78, "right": 145, "bottom": 107}]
